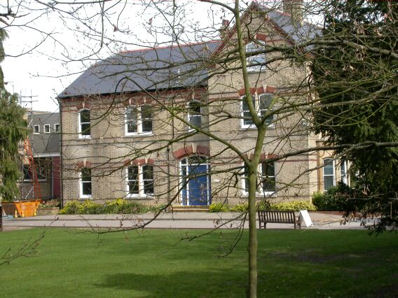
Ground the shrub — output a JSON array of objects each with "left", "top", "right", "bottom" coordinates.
[
  {"left": 271, "top": 201, "right": 317, "bottom": 211},
  {"left": 256, "top": 200, "right": 271, "bottom": 211},
  {"left": 312, "top": 183, "right": 356, "bottom": 211},
  {"left": 59, "top": 200, "right": 83, "bottom": 214},
  {"left": 59, "top": 199, "right": 152, "bottom": 214},
  {"left": 208, "top": 202, "right": 228, "bottom": 212},
  {"left": 229, "top": 203, "right": 248, "bottom": 212}
]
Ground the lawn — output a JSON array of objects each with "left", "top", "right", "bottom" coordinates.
[{"left": 0, "top": 228, "right": 396, "bottom": 297}]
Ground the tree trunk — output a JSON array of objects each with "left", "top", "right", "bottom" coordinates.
[{"left": 248, "top": 171, "right": 258, "bottom": 297}]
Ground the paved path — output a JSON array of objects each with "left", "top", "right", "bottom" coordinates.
[{"left": 2, "top": 212, "right": 370, "bottom": 231}]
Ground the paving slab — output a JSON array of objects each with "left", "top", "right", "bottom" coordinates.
[{"left": 2, "top": 212, "right": 369, "bottom": 230}]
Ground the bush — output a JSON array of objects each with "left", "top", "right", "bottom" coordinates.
[
  {"left": 257, "top": 200, "right": 271, "bottom": 211},
  {"left": 59, "top": 200, "right": 83, "bottom": 214},
  {"left": 312, "top": 183, "right": 357, "bottom": 211},
  {"left": 230, "top": 203, "right": 249, "bottom": 212},
  {"left": 208, "top": 202, "right": 228, "bottom": 212},
  {"left": 271, "top": 201, "right": 317, "bottom": 211},
  {"left": 59, "top": 199, "right": 156, "bottom": 215}
]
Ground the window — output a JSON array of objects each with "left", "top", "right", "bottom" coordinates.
[
  {"left": 242, "top": 161, "right": 276, "bottom": 195},
  {"left": 323, "top": 158, "right": 335, "bottom": 191},
  {"left": 54, "top": 123, "right": 60, "bottom": 133},
  {"left": 80, "top": 168, "right": 92, "bottom": 198},
  {"left": 188, "top": 100, "right": 202, "bottom": 129},
  {"left": 261, "top": 162, "right": 276, "bottom": 192},
  {"left": 33, "top": 125, "right": 40, "bottom": 134},
  {"left": 127, "top": 165, "right": 154, "bottom": 196},
  {"left": 246, "top": 41, "right": 266, "bottom": 72},
  {"left": 23, "top": 165, "right": 32, "bottom": 181},
  {"left": 23, "top": 158, "right": 47, "bottom": 181},
  {"left": 241, "top": 93, "right": 273, "bottom": 128},
  {"left": 125, "top": 105, "right": 152, "bottom": 135},
  {"left": 340, "top": 160, "right": 348, "bottom": 185},
  {"left": 79, "top": 109, "right": 91, "bottom": 138},
  {"left": 44, "top": 124, "right": 50, "bottom": 133}
]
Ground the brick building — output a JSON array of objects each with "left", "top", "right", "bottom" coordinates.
[
  {"left": 19, "top": 111, "right": 61, "bottom": 201},
  {"left": 58, "top": 3, "right": 347, "bottom": 206}
]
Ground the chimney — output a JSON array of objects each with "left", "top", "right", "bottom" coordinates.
[
  {"left": 219, "top": 19, "right": 230, "bottom": 39},
  {"left": 282, "top": 0, "right": 303, "bottom": 25}
]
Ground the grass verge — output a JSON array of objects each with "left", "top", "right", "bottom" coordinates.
[{"left": 0, "top": 229, "right": 396, "bottom": 297}]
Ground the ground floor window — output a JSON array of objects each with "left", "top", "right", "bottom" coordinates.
[
  {"left": 127, "top": 165, "right": 154, "bottom": 196},
  {"left": 323, "top": 158, "right": 335, "bottom": 191},
  {"left": 243, "top": 161, "right": 276, "bottom": 195},
  {"left": 80, "top": 168, "right": 92, "bottom": 198}
]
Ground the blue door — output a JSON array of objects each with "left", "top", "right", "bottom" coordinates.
[
  {"left": 189, "top": 165, "right": 209, "bottom": 205},
  {"left": 180, "top": 157, "right": 210, "bottom": 206}
]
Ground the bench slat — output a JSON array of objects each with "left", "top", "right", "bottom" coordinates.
[{"left": 258, "top": 210, "right": 299, "bottom": 229}]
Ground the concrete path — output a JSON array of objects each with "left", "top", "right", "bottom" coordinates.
[{"left": 2, "top": 212, "right": 371, "bottom": 231}]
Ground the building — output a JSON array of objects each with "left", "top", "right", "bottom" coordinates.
[
  {"left": 58, "top": 2, "right": 348, "bottom": 206},
  {"left": 19, "top": 111, "right": 61, "bottom": 201}
]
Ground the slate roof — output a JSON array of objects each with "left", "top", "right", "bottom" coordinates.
[
  {"left": 59, "top": 5, "right": 319, "bottom": 99},
  {"left": 59, "top": 41, "right": 221, "bottom": 98},
  {"left": 28, "top": 112, "right": 60, "bottom": 155}
]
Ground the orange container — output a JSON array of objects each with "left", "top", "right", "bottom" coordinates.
[{"left": 13, "top": 200, "right": 42, "bottom": 217}]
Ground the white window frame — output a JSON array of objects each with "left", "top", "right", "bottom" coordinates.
[
  {"left": 323, "top": 158, "right": 335, "bottom": 191},
  {"left": 240, "top": 93, "right": 274, "bottom": 129},
  {"left": 246, "top": 40, "right": 266, "bottom": 73},
  {"left": 187, "top": 100, "right": 202, "bottom": 131},
  {"left": 125, "top": 105, "right": 153, "bottom": 136},
  {"left": 78, "top": 109, "right": 91, "bottom": 139},
  {"left": 54, "top": 123, "right": 60, "bottom": 133},
  {"left": 44, "top": 124, "right": 51, "bottom": 133},
  {"left": 33, "top": 125, "right": 40, "bottom": 134},
  {"left": 340, "top": 160, "right": 348, "bottom": 185},
  {"left": 79, "top": 168, "right": 92, "bottom": 199},
  {"left": 241, "top": 161, "right": 276, "bottom": 197},
  {"left": 126, "top": 164, "right": 154, "bottom": 198}
]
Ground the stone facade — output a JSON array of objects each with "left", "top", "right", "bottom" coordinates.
[{"left": 59, "top": 4, "right": 348, "bottom": 206}]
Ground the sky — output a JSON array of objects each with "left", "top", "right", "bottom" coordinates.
[{"left": 1, "top": 0, "right": 316, "bottom": 113}]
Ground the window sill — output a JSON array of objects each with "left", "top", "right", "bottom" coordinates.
[
  {"left": 125, "top": 132, "right": 153, "bottom": 137},
  {"left": 240, "top": 125, "right": 275, "bottom": 130},
  {"left": 79, "top": 135, "right": 91, "bottom": 139},
  {"left": 126, "top": 194, "right": 154, "bottom": 199},
  {"left": 241, "top": 191, "right": 276, "bottom": 197},
  {"left": 79, "top": 195, "right": 92, "bottom": 199}
]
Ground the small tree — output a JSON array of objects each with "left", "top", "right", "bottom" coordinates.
[{"left": 0, "top": 28, "right": 28, "bottom": 201}]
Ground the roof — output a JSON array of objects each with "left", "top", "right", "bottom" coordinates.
[
  {"left": 59, "top": 41, "right": 221, "bottom": 99},
  {"left": 59, "top": 5, "right": 320, "bottom": 99},
  {"left": 28, "top": 112, "right": 60, "bottom": 155}
]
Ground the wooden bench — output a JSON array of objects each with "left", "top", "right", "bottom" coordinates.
[{"left": 258, "top": 210, "right": 301, "bottom": 229}]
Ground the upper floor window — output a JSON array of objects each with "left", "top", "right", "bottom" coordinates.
[
  {"left": 54, "top": 123, "right": 60, "bottom": 133},
  {"left": 246, "top": 41, "right": 266, "bottom": 73},
  {"left": 79, "top": 109, "right": 91, "bottom": 138},
  {"left": 127, "top": 164, "right": 154, "bottom": 197},
  {"left": 80, "top": 168, "right": 92, "bottom": 198},
  {"left": 241, "top": 93, "right": 274, "bottom": 128},
  {"left": 243, "top": 161, "right": 276, "bottom": 195},
  {"left": 125, "top": 105, "right": 152, "bottom": 135},
  {"left": 44, "top": 124, "right": 51, "bottom": 133},
  {"left": 187, "top": 100, "right": 202, "bottom": 130},
  {"left": 323, "top": 158, "right": 335, "bottom": 191},
  {"left": 33, "top": 125, "right": 40, "bottom": 134}
]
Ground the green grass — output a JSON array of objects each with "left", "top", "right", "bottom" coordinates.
[{"left": 0, "top": 229, "right": 397, "bottom": 297}]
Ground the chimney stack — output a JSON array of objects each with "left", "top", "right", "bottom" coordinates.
[{"left": 282, "top": 0, "right": 303, "bottom": 24}]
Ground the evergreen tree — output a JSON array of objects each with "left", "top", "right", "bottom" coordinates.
[
  {"left": 0, "top": 28, "right": 28, "bottom": 202},
  {"left": 311, "top": 0, "right": 397, "bottom": 222}
]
